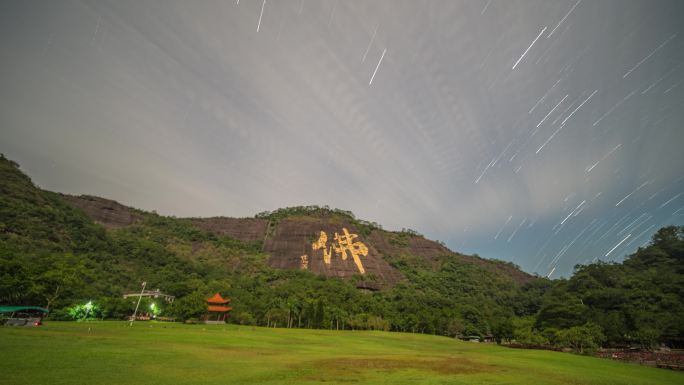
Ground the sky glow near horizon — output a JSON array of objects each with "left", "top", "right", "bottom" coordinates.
[{"left": 1, "top": 0, "right": 683, "bottom": 277}]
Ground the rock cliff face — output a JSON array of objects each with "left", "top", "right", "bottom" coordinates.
[
  {"left": 367, "top": 231, "right": 452, "bottom": 268},
  {"left": 190, "top": 217, "right": 267, "bottom": 242},
  {"left": 61, "top": 195, "right": 535, "bottom": 289},
  {"left": 60, "top": 194, "right": 142, "bottom": 228},
  {"left": 262, "top": 218, "right": 404, "bottom": 289}
]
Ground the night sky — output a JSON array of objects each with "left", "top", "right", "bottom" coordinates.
[{"left": 1, "top": 0, "right": 683, "bottom": 277}]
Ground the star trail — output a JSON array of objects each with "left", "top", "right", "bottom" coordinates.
[{"left": 0, "top": 0, "right": 682, "bottom": 277}]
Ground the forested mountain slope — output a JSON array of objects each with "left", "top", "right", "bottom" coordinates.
[{"left": 1, "top": 154, "right": 683, "bottom": 348}]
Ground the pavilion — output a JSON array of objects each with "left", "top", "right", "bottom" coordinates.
[{"left": 204, "top": 293, "right": 232, "bottom": 324}]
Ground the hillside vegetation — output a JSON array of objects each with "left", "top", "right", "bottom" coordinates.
[{"left": 1, "top": 154, "right": 683, "bottom": 351}]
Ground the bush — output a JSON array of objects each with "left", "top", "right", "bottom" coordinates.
[
  {"left": 46, "top": 308, "right": 72, "bottom": 321},
  {"left": 348, "top": 313, "right": 389, "bottom": 331},
  {"left": 100, "top": 297, "right": 135, "bottom": 320},
  {"left": 67, "top": 301, "right": 102, "bottom": 321},
  {"left": 632, "top": 327, "right": 661, "bottom": 349}
]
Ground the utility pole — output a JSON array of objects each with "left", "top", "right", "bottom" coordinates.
[{"left": 129, "top": 281, "right": 146, "bottom": 327}]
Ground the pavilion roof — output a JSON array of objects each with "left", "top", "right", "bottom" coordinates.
[
  {"left": 207, "top": 305, "right": 232, "bottom": 312},
  {"left": 207, "top": 293, "right": 230, "bottom": 304}
]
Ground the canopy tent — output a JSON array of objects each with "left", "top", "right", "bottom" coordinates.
[{"left": 0, "top": 306, "right": 49, "bottom": 313}]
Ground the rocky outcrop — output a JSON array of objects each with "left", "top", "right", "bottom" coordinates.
[
  {"left": 61, "top": 194, "right": 141, "bottom": 228},
  {"left": 190, "top": 217, "right": 267, "bottom": 242}
]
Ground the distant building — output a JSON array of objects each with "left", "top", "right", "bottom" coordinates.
[
  {"left": 464, "top": 335, "right": 481, "bottom": 343},
  {"left": 123, "top": 289, "right": 174, "bottom": 321},
  {"left": 203, "top": 293, "right": 232, "bottom": 324},
  {"left": 123, "top": 289, "right": 175, "bottom": 303},
  {"left": 458, "top": 335, "right": 494, "bottom": 343}
]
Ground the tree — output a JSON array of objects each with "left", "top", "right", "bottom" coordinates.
[
  {"left": 512, "top": 316, "right": 548, "bottom": 345},
  {"left": 265, "top": 308, "right": 287, "bottom": 327},
  {"left": 553, "top": 323, "right": 605, "bottom": 354},
  {"left": 651, "top": 226, "right": 683, "bottom": 253},
  {"left": 235, "top": 311, "right": 256, "bottom": 325},
  {"left": 536, "top": 293, "right": 586, "bottom": 330},
  {"left": 35, "top": 255, "right": 90, "bottom": 311},
  {"left": 100, "top": 296, "right": 135, "bottom": 320},
  {"left": 313, "top": 299, "right": 325, "bottom": 329},
  {"left": 0, "top": 258, "right": 31, "bottom": 304},
  {"left": 170, "top": 291, "right": 206, "bottom": 321},
  {"left": 491, "top": 317, "right": 514, "bottom": 344},
  {"left": 447, "top": 317, "right": 465, "bottom": 337},
  {"left": 513, "top": 279, "right": 553, "bottom": 316}
]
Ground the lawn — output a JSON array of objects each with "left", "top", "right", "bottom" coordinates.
[{"left": 0, "top": 322, "right": 681, "bottom": 385}]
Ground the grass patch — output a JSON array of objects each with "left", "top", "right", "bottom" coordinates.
[{"left": 0, "top": 322, "right": 682, "bottom": 385}]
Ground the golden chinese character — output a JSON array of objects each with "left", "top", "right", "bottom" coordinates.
[
  {"left": 312, "top": 231, "right": 333, "bottom": 264},
  {"left": 311, "top": 228, "right": 368, "bottom": 274},
  {"left": 300, "top": 255, "right": 309, "bottom": 270},
  {"left": 333, "top": 228, "right": 368, "bottom": 274}
]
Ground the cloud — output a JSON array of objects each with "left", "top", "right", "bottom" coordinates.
[{"left": 1, "top": 0, "right": 683, "bottom": 276}]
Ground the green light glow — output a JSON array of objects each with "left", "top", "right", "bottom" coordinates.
[{"left": 148, "top": 302, "right": 161, "bottom": 316}]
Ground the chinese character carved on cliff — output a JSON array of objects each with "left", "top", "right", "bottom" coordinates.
[{"left": 311, "top": 228, "right": 368, "bottom": 274}]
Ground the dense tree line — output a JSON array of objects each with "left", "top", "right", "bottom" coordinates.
[
  {"left": 1, "top": 155, "right": 683, "bottom": 354},
  {"left": 529, "top": 226, "right": 684, "bottom": 350}
]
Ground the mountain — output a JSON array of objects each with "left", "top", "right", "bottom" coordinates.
[
  {"left": 0, "top": 154, "right": 535, "bottom": 335},
  {"left": 61, "top": 193, "right": 535, "bottom": 290},
  {"left": 4, "top": 154, "right": 682, "bottom": 350}
]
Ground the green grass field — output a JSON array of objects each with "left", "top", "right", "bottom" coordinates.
[{"left": 1, "top": 322, "right": 681, "bottom": 385}]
